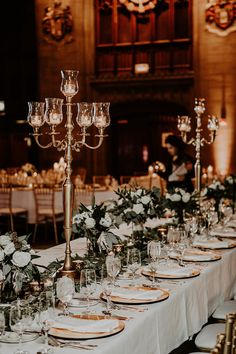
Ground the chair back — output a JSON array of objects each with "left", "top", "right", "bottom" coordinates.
[
  {"left": 210, "top": 333, "right": 226, "bottom": 354},
  {"left": 132, "top": 175, "right": 151, "bottom": 189},
  {"left": 0, "top": 186, "right": 12, "bottom": 210},
  {"left": 33, "top": 187, "right": 55, "bottom": 221},
  {"left": 223, "top": 313, "right": 236, "bottom": 354},
  {"left": 74, "top": 188, "right": 94, "bottom": 208},
  {"left": 92, "top": 175, "right": 107, "bottom": 187}
]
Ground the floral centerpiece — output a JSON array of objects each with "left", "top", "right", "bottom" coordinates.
[
  {"left": 0, "top": 232, "right": 40, "bottom": 302},
  {"left": 161, "top": 188, "right": 197, "bottom": 222},
  {"left": 21, "top": 163, "right": 37, "bottom": 176},
  {"left": 72, "top": 204, "right": 120, "bottom": 256}
]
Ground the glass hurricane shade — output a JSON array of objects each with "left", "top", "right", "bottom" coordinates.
[
  {"left": 27, "top": 102, "right": 45, "bottom": 128},
  {"left": 44, "top": 98, "right": 64, "bottom": 126},
  {"left": 93, "top": 102, "right": 111, "bottom": 129},
  {"left": 60, "top": 70, "right": 79, "bottom": 98}
]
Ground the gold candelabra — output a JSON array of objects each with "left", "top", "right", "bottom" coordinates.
[
  {"left": 177, "top": 98, "right": 219, "bottom": 193},
  {"left": 27, "top": 70, "right": 110, "bottom": 278}
]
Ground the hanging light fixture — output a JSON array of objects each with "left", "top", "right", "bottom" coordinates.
[{"left": 119, "top": 0, "right": 157, "bottom": 14}]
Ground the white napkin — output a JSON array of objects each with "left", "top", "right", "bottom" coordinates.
[
  {"left": 155, "top": 267, "right": 193, "bottom": 277},
  {"left": 193, "top": 238, "right": 230, "bottom": 249},
  {"left": 210, "top": 227, "right": 236, "bottom": 238},
  {"left": 52, "top": 317, "right": 119, "bottom": 333},
  {"left": 183, "top": 254, "right": 211, "bottom": 261},
  {"left": 111, "top": 287, "right": 162, "bottom": 300}
]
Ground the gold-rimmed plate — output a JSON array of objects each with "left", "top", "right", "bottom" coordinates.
[
  {"left": 193, "top": 240, "right": 236, "bottom": 250},
  {"left": 49, "top": 315, "right": 125, "bottom": 340},
  {"left": 100, "top": 286, "right": 169, "bottom": 305},
  {"left": 169, "top": 250, "right": 221, "bottom": 262},
  {"left": 142, "top": 267, "right": 200, "bottom": 279}
]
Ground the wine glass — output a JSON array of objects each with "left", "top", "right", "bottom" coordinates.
[
  {"left": 101, "top": 278, "right": 113, "bottom": 316},
  {"left": 0, "top": 310, "right": 5, "bottom": 341},
  {"left": 188, "top": 217, "right": 198, "bottom": 244},
  {"left": 39, "top": 291, "right": 56, "bottom": 354},
  {"left": 220, "top": 204, "right": 233, "bottom": 225},
  {"left": 10, "top": 304, "right": 32, "bottom": 354},
  {"left": 197, "top": 215, "right": 207, "bottom": 235},
  {"left": 127, "top": 248, "right": 141, "bottom": 280},
  {"left": 147, "top": 241, "right": 161, "bottom": 287},
  {"left": 106, "top": 255, "right": 121, "bottom": 286},
  {"left": 80, "top": 269, "right": 97, "bottom": 314}
]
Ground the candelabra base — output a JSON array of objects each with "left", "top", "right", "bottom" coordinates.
[{"left": 56, "top": 267, "right": 80, "bottom": 280}]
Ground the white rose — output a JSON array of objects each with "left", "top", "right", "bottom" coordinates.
[
  {"left": 179, "top": 189, "right": 185, "bottom": 196},
  {"left": 4, "top": 242, "right": 15, "bottom": 255},
  {"left": 85, "top": 217, "right": 96, "bottom": 229},
  {"left": 0, "top": 235, "right": 11, "bottom": 247},
  {"left": 226, "top": 176, "right": 233, "bottom": 184},
  {"left": 130, "top": 192, "right": 135, "bottom": 198},
  {"left": 72, "top": 214, "right": 81, "bottom": 224},
  {"left": 124, "top": 208, "right": 132, "bottom": 214},
  {"left": 133, "top": 203, "right": 144, "bottom": 214},
  {"left": 99, "top": 214, "right": 112, "bottom": 228},
  {"left": 118, "top": 199, "right": 123, "bottom": 206},
  {"left": 166, "top": 193, "right": 171, "bottom": 200},
  {"left": 136, "top": 189, "right": 143, "bottom": 196},
  {"left": 182, "top": 193, "right": 191, "bottom": 203},
  {"left": 219, "top": 185, "right": 225, "bottom": 190},
  {"left": 141, "top": 196, "right": 151, "bottom": 205},
  {"left": 0, "top": 250, "right": 4, "bottom": 262},
  {"left": 170, "top": 194, "right": 181, "bottom": 202},
  {"left": 12, "top": 251, "right": 31, "bottom": 268},
  {"left": 201, "top": 188, "right": 207, "bottom": 197}
]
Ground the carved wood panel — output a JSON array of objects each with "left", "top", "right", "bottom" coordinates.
[{"left": 95, "top": 0, "right": 192, "bottom": 78}]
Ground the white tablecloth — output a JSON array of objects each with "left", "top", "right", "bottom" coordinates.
[
  {"left": 2, "top": 240, "right": 230, "bottom": 354},
  {"left": 11, "top": 189, "right": 117, "bottom": 224}
]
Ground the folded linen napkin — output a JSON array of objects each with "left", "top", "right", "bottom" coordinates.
[
  {"left": 111, "top": 287, "right": 163, "bottom": 300},
  {"left": 52, "top": 317, "right": 119, "bottom": 333},
  {"left": 193, "top": 239, "right": 230, "bottom": 249},
  {"left": 109, "top": 223, "right": 132, "bottom": 240},
  {"left": 210, "top": 227, "right": 236, "bottom": 238},
  {"left": 154, "top": 267, "right": 193, "bottom": 277},
  {"left": 169, "top": 251, "right": 211, "bottom": 261}
]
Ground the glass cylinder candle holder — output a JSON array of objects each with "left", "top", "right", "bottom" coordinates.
[
  {"left": 27, "top": 102, "right": 45, "bottom": 128},
  {"left": 44, "top": 98, "right": 64, "bottom": 126},
  {"left": 60, "top": 70, "right": 79, "bottom": 98},
  {"left": 76, "top": 102, "right": 93, "bottom": 128},
  {"left": 93, "top": 102, "right": 111, "bottom": 130}
]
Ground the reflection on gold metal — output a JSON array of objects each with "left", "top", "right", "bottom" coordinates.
[
  {"left": 28, "top": 70, "right": 110, "bottom": 279},
  {"left": 177, "top": 98, "right": 219, "bottom": 192}
]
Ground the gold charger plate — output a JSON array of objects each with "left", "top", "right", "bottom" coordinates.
[
  {"left": 100, "top": 286, "right": 169, "bottom": 305},
  {"left": 142, "top": 267, "right": 200, "bottom": 279},
  {"left": 193, "top": 240, "right": 236, "bottom": 250},
  {"left": 170, "top": 250, "right": 221, "bottom": 262},
  {"left": 49, "top": 314, "right": 125, "bottom": 340}
]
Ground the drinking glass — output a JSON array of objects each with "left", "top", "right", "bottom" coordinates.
[
  {"left": 56, "top": 277, "right": 75, "bottom": 316},
  {"left": 147, "top": 241, "right": 161, "bottom": 287},
  {"left": 10, "top": 304, "right": 32, "bottom": 354},
  {"left": 80, "top": 269, "right": 97, "bottom": 314},
  {"left": 220, "top": 204, "right": 233, "bottom": 225},
  {"left": 106, "top": 255, "right": 121, "bottom": 285},
  {"left": 39, "top": 292, "right": 56, "bottom": 354},
  {"left": 167, "top": 226, "right": 180, "bottom": 250},
  {"left": 0, "top": 310, "right": 5, "bottom": 339},
  {"left": 127, "top": 248, "right": 141, "bottom": 280},
  {"left": 101, "top": 278, "right": 113, "bottom": 316}
]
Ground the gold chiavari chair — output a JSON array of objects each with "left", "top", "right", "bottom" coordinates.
[
  {"left": 0, "top": 186, "right": 28, "bottom": 231},
  {"left": 92, "top": 175, "right": 107, "bottom": 187},
  {"left": 223, "top": 313, "right": 235, "bottom": 354},
  {"left": 73, "top": 188, "right": 94, "bottom": 209},
  {"left": 33, "top": 187, "right": 63, "bottom": 244},
  {"left": 132, "top": 175, "right": 152, "bottom": 189},
  {"left": 120, "top": 176, "right": 133, "bottom": 186}
]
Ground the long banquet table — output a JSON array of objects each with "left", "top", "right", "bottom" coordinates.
[
  {"left": 1, "top": 239, "right": 236, "bottom": 354},
  {"left": 11, "top": 188, "right": 117, "bottom": 224}
]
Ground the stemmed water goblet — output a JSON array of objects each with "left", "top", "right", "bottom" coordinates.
[
  {"left": 127, "top": 248, "right": 141, "bottom": 280},
  {"left": 0, "top": 310, "right": 5, "bottom": 344},
  {"left": 80, "top": 269, "right": 97, "bottom": 314},
  {"left": 106, "top": 254, "right": 121, "bottom": 286},
  {"left": 39, "top": 291, "right": 56, "bottom": 354},
  {"left": 147, "top": 241, "right": 161, "bottom": 287},
  {"left": 10, "top": 303, "right": 33, "bottom": 354}
]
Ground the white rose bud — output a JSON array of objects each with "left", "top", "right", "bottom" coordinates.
[
  {"left": 4, "top": 242, "right": 15, "bottom": 255},
  {"left": 170, "top": 194, "right": 181, "bottom": 202},
  {"left": 100, "top": 213, "right": 112, "bottom": 228},
  {"left": 12, "top": 251, "right": 31, "bottom": 268},
  {"left": 141, "top": 196, "right": 151, "bottom": 205},
  {"left": 133, "top": 203, "right": 144, "bottom": 214},
  {"left": 85, "top": 217, "right": 96, "bottom": 229},
  {"left": 182, "top": 193, "right": 191, "bottom": 203},
  {"left": 0, "top": 235, "right": 11, "bottom": 247}
]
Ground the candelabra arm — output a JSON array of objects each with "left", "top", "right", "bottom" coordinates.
[
  {"left": 201, "top": 132, "right": 216, "bottom": 145},
  {"left": 181, "top": 132, "right": 195, "bottom": 146},
  {"left": 32, "top": 130, "right": 53, "bottom": 149},
  {"left": 82, "top": 130, "right": 107, "bottom": 150}
]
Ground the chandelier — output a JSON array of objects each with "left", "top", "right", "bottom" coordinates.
[{"left": 119, "top": 0, "right": 158, "bottom": 13}]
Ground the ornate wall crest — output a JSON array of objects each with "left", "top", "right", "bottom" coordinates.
[
  {"left": 205, "top": 0, "right": 236, "bottom": 36},
  {"left": 119, "top": 0, "right": 158, "bottom": 14},
  {"left": 42, "top": 0, "right": 74, "bottom": 45}
]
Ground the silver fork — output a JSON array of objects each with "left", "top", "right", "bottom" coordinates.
[{"left": 49, "top": 336, "right": 95, "bottom": 350}]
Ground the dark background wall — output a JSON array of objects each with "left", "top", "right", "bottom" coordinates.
[{"left": 0, "top": 0, "right": 235, "bottom": 180}]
